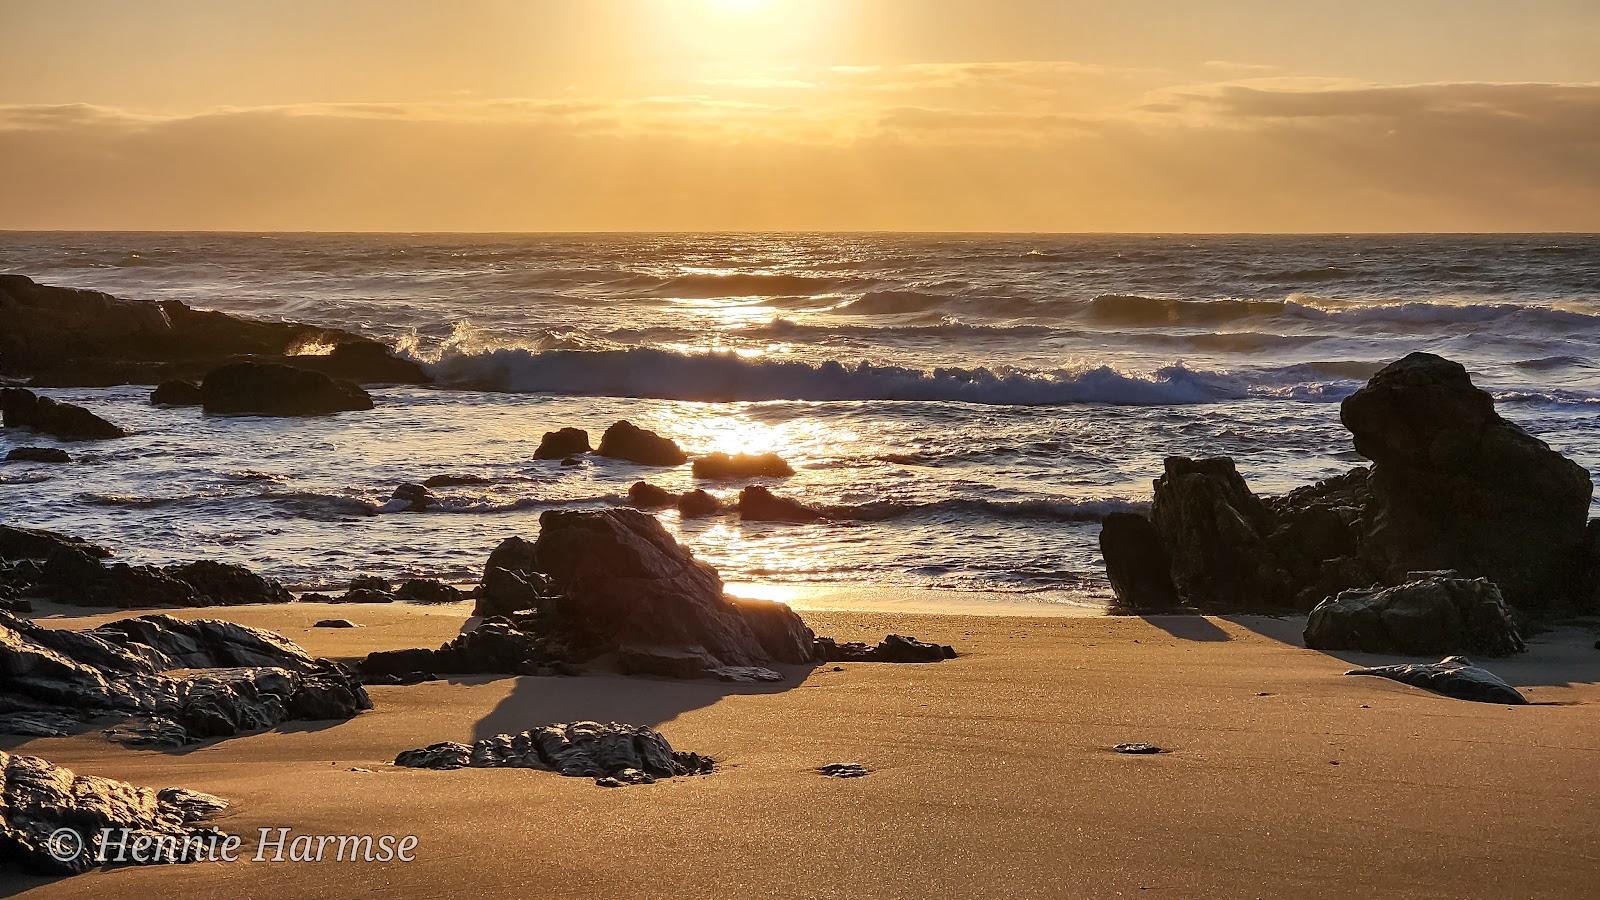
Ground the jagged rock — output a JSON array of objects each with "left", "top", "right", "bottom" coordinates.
[
  {"left": 627, "top": 481, "right": 676, "bottom": 508},
  {"left": 335, "top": 588, "right": 395, "bottom": 604},
  {"left": 349, "top": 575, "right": 392, "bottom": 593},
  {"left": 534, "top": 427, "right": 592, "bottom": 460},
  {"left": 738, "top": 485, "right": 825, "bottom": 522},
  {"left": 422, "top": 473, "right": 491, "bottom": 488},
  {"left": 1099, "top": 512, "right": 1180, "bottom": 610},
  {"left": 818, "top": 763, "right": 871, "bottom": 778},
  {"left": 1305, "top": 572, "right": 1525, "bottom": 657},
  {"left": 308, "top": 340, "right": 430, "bottom": 385},
  {"left": 394, "top": 578, "right": 466, "bottom": 604},
  {"left": 200, "top": 362, "right": 373, "bottom": 417},
  {"left": 1341, "top": 353, "right": 1594, "bottom": 608},
  {"left": 380, "top": 482, "right": 436, "bottom": 512},
  {"left": 0, "top": 388, "right": 127, "bottom": 441},
  {"left": 474, "top": 535, "right": 554, "bottom": 617},
  {"left": 0, "top": 524, "right": 112, "bottom": 562},
  {"left": 692, "top": 452, "right": 795, "bottom": 480},
  {"left": 150, "top": 380, "right": 203, "bottom": 406},
  {"left": 4, "top": 446, "right": 70, "bottom": 463},
  {"left": 678, "top": 489, "right": 721, "bottom": 518},
  {"left": 313, "top": 619, "right": 358, "bottom": 628},
  {"left": 0, "top": 750, "right": 230, "bottom": 875},
  {"left": 813, "top": 634, "right": 956, "bottom": 663},
  {"left": 0, "top": 611, "right": 370, "bottom": 747},
  {"left": 25, "top": 547, "right": 290, "bottom": 609},
  {"left": 596, "top": 420, "right": 687, "bottom": 466},
  {"left": 168, "top": 560, "right": 293, "bottom": 605},
  {"left": 1151, "top": 456, "right": 1292, "bottom": 610},
  {"left": 361, "top": 617, "right": 566, "bottom": 678},
  {"left": 394, "top": 721, "right": 713, "bottom": 785},
  {"left": 1345, "top": 656, "right": 1527, "bottom": 704}
]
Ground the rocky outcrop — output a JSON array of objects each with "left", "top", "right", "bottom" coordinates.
[
  {"left": 1305, "top": 572, "right": 1525, "bottom": 657},
  {"left": 1345, "top": 656, "right": 1526, "bottom": 704},
  {"left": 534, "top": 427, "right": 592, "bottom": 460},
  {"left": 361, "top": 617, "right": 572, "bottom": 682},
  {"left": 422, "top": 473, "right": 491, "bottom": 488},
  {"left": 304, "top": 340, "right": 430, "bottom": 385},
  {"left": 394, "top": 578, "right": 466, "bottom": 604},
  {"left": 473, "top": 535, "right": 553, "bottom": 617},
  {"left": 0, "top": 611, "right": 370, "bottom": 747},
  {"left": 814, "top": 634, "right": 956, "bottom": 663},
  {"left": 4, "top": 541, "right": 291, "bottom": 609},
  {"left": 692, "top": 452, "right": 794, "bottom": 480},
  {"left": 1098, "top": 512, "right": 1179, "bottom": 610},
  {"left": 4, "top": 447, "right": 70, "bottom": 463},
  {"left": 394, "top": 722, "right": 712, "bottom": 786},
  {"left": 1341, "top": 353, "right": 1593, "bottom": 609},
  {"left": 627, "top": 481, "right": 675, "bottom": 508},
  {"left": 627, "top": 483, "right": 723, "bottom": 518},
  {"left": 0, "top": 524, "right": 110, "bottom": 562},
  {"left": 0, "top": 751, "right": 230, "bottom": 875},
  {"left": 200, "top": 362, "right": 373, "bottom": 417},
  {"left": 150, "top": 379, "right": 203, "bottom": 406},
  {"left": 678, "top": 489, "right": 721, "bottom": 518},
  {"left": 0, "top": 388, "right": 127, "bottom": 441},
  {"left": 738, "top": 486, "right": 825, "bottom": 522},
  {"left": 596, "top": 420, "right": 687, "bottom": 466},
  {"left": 1150, "top": 457, "right": 1292, "bottom": 610}
]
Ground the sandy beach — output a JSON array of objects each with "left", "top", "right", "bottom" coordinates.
[{"left": 3, "top": 598, "right": 1595, "bottom": 900}]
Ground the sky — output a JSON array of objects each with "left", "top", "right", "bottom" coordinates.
[{"left": 2, "top": 0, "right": 1598, "bottom": 232}]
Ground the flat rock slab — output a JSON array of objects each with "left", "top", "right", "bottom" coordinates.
[
  {"left": 313, "top": 619, "right": 359, "bottom": 628},
  {"left": 1345, "top": 655, "right": 1527, "bottom": 704},
  {"left": 817, "top": 763, "right": 871, "bottom": 778},
  {"left": 395, "top": 721, "right": 713, "bottom": 786},
  {"left": 1113, "top": 743, "right": 1167, "bottom": 755}
]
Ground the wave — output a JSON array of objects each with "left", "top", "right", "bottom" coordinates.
[
  {"left": 1086, "top": 294, "right": 1290, "bottom": 326},
  {"left": 1247, "top": 266, "right": 1352, "bottom": 283},
  {"left": 821, "top": 497, "right": 1149, "bottom": 523},
  {"left": 1512, "top": 355, "right": 1595, "bottom": 371},
  {"left": 426, "top": 346, "right": 1249, "bottom": 406},
  {"left": 833, "top": 290, "right": 951, "bottom": 315},
  {"left": 746, "top": 316, "right": 1056, "bottom": 341},
  {"left": 645, "top": 272, "right": 864, "bottom": 298},
  {"left": 1082, "top": 293, "right": 1600, "bottom": 331}
]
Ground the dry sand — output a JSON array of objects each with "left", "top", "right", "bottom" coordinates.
[{"left": 3, "top": 598, "right": 1597, "bottom": 899}]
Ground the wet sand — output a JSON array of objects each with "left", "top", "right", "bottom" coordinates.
[{"left": 4, "top": 600, "right": 1597, "bottom": 899}]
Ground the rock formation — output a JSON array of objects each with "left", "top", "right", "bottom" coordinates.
[
  {"left": 4, "top": 447, "right": 70, "bottom": 463},
  {"left": 0, "top": 388, "right": 127, "bottom": 441},
  {"left": 1344, "top": 656, "right": 1526, "bottom": 704},
  {"left": 678, "top": 489, "right": 721, "bottom": 518},
  {"left": 1305, "top": 572, "right": 1525, "bottom": 657},
  {"left": 534, "top": 427, "right": 592, "bottom": 460},
  {"left": 692, "top": 451, "right": 795, "bottom": 479},
  {"left": 813, "top": 634, "right": 957, "bottom": 663},
  {"left": 0, "top": 532, "right": 291, "bottom": 608},
  {"left": 1098, "top": 512, "right": 1179, "bottom": 610},
  {"left": 738, "top": 485, "right": 825, "bottom": 522},
  {"left": 627, "top": 480, "right": 676, "bottom": 508},
  {"left": 1149, "top": 456, "right": 1292, "bottom": 609},
  {"left": 393, "top": 578, "right": 466, "bottom": 604},
  {"left": 150, "top": 379, "right": 203, "bottom": 406},
  {"left": 200, "top": 362, "right": 373, "bottom": 416},
  {"left": 394, "top": 721, "right": 713, "bottom": 786},
  {"left": 380, "top": 482, "right": 436, "bottom": 512},
  {"left": 596, "top": 420, "right": 687, "bottom": 466}
]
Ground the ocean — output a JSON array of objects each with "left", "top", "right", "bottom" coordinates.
[{"left": 1, "top": 232, "right": 1597, "bottom": 609}]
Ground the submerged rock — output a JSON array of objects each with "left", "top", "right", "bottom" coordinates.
[
  {"left": 738, "top": 485, "right": 825, "bottom": 522},
  {"left": 0, "top": 388, "right": 127, "bottom": 441},
  {"left": 200, "top": 362, "right": 373, "bottom": 417},
  {"left": 422, "top": 473, "right": 492, "bottom": 488},
  {"left": 1305, "top": 572, "right": 1526, "bottom": 657},
  {"left": 0, "top": 750, "right": 230, "bottom": 875},
  {"left": 150, "top": 379, "right": 203, "bottom": 406},
  {"left": 380, "top": 482, "right": 436, "bottom": 513},
  {"left": 4, "top": 446, "right": 70, "bottom": 463},
  {"left": 1344, "top": 656, "right": 1527, "bottom": 705},
  {"left": 394, "top": 722, "right": 712, "bottom": 786},
  {"left": 1112, "top": 743, "right": 1166, "bottom": 755},
  {"left": 534, "top": 427, "right": 592, "bottom": 460},
  {"left": 692, "top": 451, "right": 794, "bottom": 480},
  {"left": 1099, "top": 512, "right": 1179, "bottom": 610},
  {"left": 596, "top": 420, "right": 687, "bottom": 466}
]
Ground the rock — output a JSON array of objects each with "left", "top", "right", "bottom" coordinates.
[
  {"left": 26, "top": 548, "right": 291, "bottom": 609},
  {"left": 380, "top": 482, "right": 436, "bottom": 512},
  {"left": 534, "top": 427, "right": 592, "bottom": 460},
  {"left": 627, "top": 481, "right": 676, "bottom": 508},
  {"left": 349, "top": 575, "right": 392, "bottom": 593},
  {"left": 813, "top": 634, "right": 956, "bottom": 663},
  {"left": 4, "top": 446, "right": 70, "bottom": 463},
  {"left": 1151, "top": 456, "right": 1292, "bottom": 610},
  {"left": 335, "top": 588, "right": 395, "bottom": 604},
  {"left": 150, "top": 379, "right": 203, "bottom": 406},
  {"left": 617, "top": 645, "right": 718, "bottom": 679},
  {"left": 313, "top": 619, "right": 358, "bottom": 628},
  {"left": 309, "top": 340, "right": 430, "bottom": 385},
  {"left": 0, "top": 524, "right": 111, "bottom": 562},
  {"left": 168, "top": 560, "right": 293, "bottom": 605},
  {"left": 200, "top": 362, "right": 373, "bottom": 416},
  {"left": 560, "top": 456, "right": 580, "bottom": 467},
  {"left": 1344, "top": 656, "right": 1527, "bottom": 704},
  {"left": 817, "top": 763, "right": 871, "bottom": 778},
  {"left": 422, "top": 473, "right": 491, "bottom": 488},
  {"left": 710, "top": 665, "right": 784, "bottom": 682},
  {"left": 738, "top": 485, "right": 825, "bottom": 522},
  {"left": 1305, "top": 572, "right": 1526, "bottom": 657},
  {"left": 1341, "top": 352, "right": 1594, "bottom": 608},
  {"left": 0, "top": 388, "right": 127, "bottom": 441},
  {"left": 473, "top": 535, "right": 553, "bottom": 617},
  {"left": 0, "top": 750, "right": 230, "bottom": 875},
  {"left": 0, "top": 611, "right": 370, "bottom": 747},
  {"left": 677, "top": 489, "right": 721, "bottom": 518},
  {"left": 1113, "top": 743, "right": 1166, "bottom": 754},
  {"left": 394, "top": 578, "right": 466, "bottom": 604},
  {"left": 596, "top": 420, "right": 687, "bottom": 466},
  {"left": 362, "top": 617, "right": 566, "bottom": 678},
  {"left": 297, "top": 592, "right": 337, "bottom": 603},
  {"left": 1098, "top": 512, "right": 1179, "bottom": 610},
  {"left": 692, "top": 452, "right": 795, "bottom": 480},
  {"left": 394, "top": 722, "right": 713, "bottom": 784}
]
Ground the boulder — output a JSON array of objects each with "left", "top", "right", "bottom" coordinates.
[
  {"left": 1344, "top": 656, "right": 1526, "bottom": 705},
  {"left": 1341, "top": 352, "right": 1594, "bottom": 608},
  {"left": 380, "top": 482, "right": 436, "bottom": 512},
  {"left": 349, "top": 575, "right": 392, "bottom": 593},
  {"left": 738, "top": 486, "right": 825, "bottom": 522},
  {"left": 305, "top": 340, "right": 430, "bottom": 385},
  {"left": 335, "top": 588, "right": 395, "bottom": 604},
  {"left": 4, "top": 446, "right": 70, "bottom": 463},
  {"left": 814, "top": 634, "right": 957, "bottom": 663},
  {"left": 0, "top": 524, "right": 111, "bottom": 562},
  {"left": 692, "top": 452, "right": 795, "bottom": 480},
  {"left": 596, "top": 420, "right": 687, "bottom": 466},
  {"left": 677, "top": 489, "right": 721, "bottom": 518},
  {"left": 627, "top": 481, "right": 676, "bottom": 508},
  {"left": 313, "top": 619, "right": 358, "bottom": 628},
  {"left": 1098, "top": 512, "right": 1179, "bottom": 610},
  {"left": 0, "top": 388, "right": 127, "bottom": 441},
  {"left": 394, "top": 721, "right": 713, "bottom": 785},
  {"left": 150, "top": 380, "right": 203, "bottom": 406},
  {"left": 200, "top": 362, "right": 373, "bottom": 416},
  {"left": 1304, "top": 572, "right": 1525, "bottom": 657},
  {"left": 1149, "top": 456, "right": 1291, "bottom": 610},
  {"left": 534, "top": 427, "right": 592, "bottom": 460},
  {"left": 0, "top": 751, "right": 230, "bottom": 875},
  {"left": 394, "top": 578, "right": 467, "bottom": 604},
  {"left": 25, "top": 547, "right": 291, "bottom": 609},
  {"left": 473, "top": 535, "right": 552, "bottom": 617},
  {"left": 167, "top": 560, "right": 293, "bottom": 605},
  {"left": 422, "top": 473, "right": 491, "bottom": 488}
]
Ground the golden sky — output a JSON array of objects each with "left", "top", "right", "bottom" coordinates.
[{"left": 3, "top": 0, "right": 1599, "bottom": 231}]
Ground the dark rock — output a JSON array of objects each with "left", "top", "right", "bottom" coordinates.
[
  {"left": 168, "top": 560, "right": 293, "bottom": 605},
  {"left": 381, "top": 482, "right": 436, "bottom": 512},
  {"left": 310, "top": 340, "right": 430, "bottom": 385},
  {"left": 0, "top": 387, "right": 127, "bottom": 441},
  {"left": 560, "top": 456, "right": 580, "bottom": 467},
  {"left": 1344, "top": 656, "right": 1527, "bottom": 704},
  {"left": 335, "top": 588, "right": 395, "bottom": 604},
  {"left": 1112, "top": 743, "right": 1166, "bottom": 754},
  {"left": 394, "top": 721, "right": 713, "bottom": 784},
  {"left": 814, "top": 634, "right": 956, "bottom": 663},
  {"left": 1305, "top": 572, "right": 1525, "bottom": 657},
  {"left": 1341, "top": 352, "right": 1594, "bottom": 608},
  {"left": 422, "top": 473, "right": 491, "bottom": 488},
  {"left": 0, "top": 524, "right": 111, "bottom": 562},
  {"left": 4, "top": 446, "right": 70, "bottom": 463},
  {"left": 627, "top": 480, "right": 676, "bottom": 508},
  {"left": 0, "top": 750, "right": 230, "bottom": 875},
  {"left": 200, "top": 362, "right": 373, "bottom": 417},
  {"left": 596, "top": 420, "right": 687, "bottom": 466},
  {"left": 710, "top": 665, "right": 784, "bottom": 682},
  {"left": 738, "top": 485, "right": 825, "bottom": 522},
  {"left": 313, "top": 619, "right": 358, "bottom": 628},
  {"left": 692, "top": 451, "right": 795, "bottom": 480},
  {"left": 362, "top": 617, "right": 569, "bottom": 679},
  {"left": 349, "top": 575, "right": 392, "bottom": 593},
  {"left": 817, "top": 763, "right": 871, "bottom": 778},
  {"left": 677, "top": 489, "right": 721, "bottom": 518},
  {"left": 394, "top": 578, "right": 467, "bottom": 604},
  {"left": 30, "top": 548, "right": 290, "bottom": 609},
  {"left": 473, "top": 535, "right": 554, "bottom": 617},
  {"left": 1151, "top": 456, "right": 1292, "bottom": 610},
  {"left": 534, "top": 427, "right": 592, "bottom": 460},
  {"left": 298, "top": 593, "right": 337, "bottom": 603},
  {"left": 616, "top": 645, "right": 718, "bottom": 679},
  {"left": 150, "top": 380, "right": 203, "bottom": 406},
  {"left": 1099, "top": 512, "right": 1179, "bottom": 610}
]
